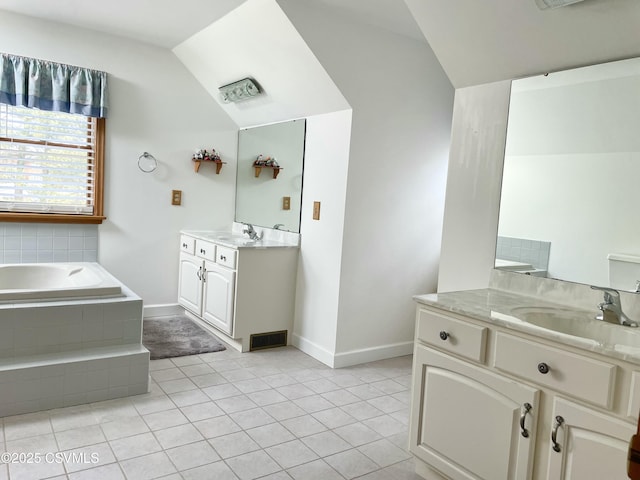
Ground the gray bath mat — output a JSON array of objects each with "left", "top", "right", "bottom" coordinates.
[{"left": 143, "top": 315, "right": 226, "bottom": 360}]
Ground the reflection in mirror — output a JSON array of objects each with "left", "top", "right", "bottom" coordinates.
[
  {"left": 497, "top": 57, "right": 640, "bottom": 292},
  {"left": 235, "top": 119, "right": 306, "bottom": 233}
]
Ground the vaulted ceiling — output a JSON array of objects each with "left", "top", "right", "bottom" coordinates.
[{"left": 0, "top": 0, "right": 639, "bottom": 87}]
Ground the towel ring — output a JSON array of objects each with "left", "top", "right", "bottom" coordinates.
[{"left": 138, "top": 152, "right": 157, "bottom": 173}]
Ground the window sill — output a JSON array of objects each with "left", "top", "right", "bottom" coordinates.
[{"left": 0, "top": 213, "right": 106, "bottom": 224}]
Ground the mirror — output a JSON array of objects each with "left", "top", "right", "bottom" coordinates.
[
  {"left": 235, "top": 119, "right": 306, "bottom": 233},
  {"left": 497, "top": 56, "right": 640, "bottom": 292}
]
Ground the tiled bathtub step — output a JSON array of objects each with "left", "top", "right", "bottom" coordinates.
[{"left": 0, "top": 345, "right": 150, "bottom": 417}]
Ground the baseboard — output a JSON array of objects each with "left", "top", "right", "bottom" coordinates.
[
  {"left": 332, "top": 340, "right": 415, "bottom": 369},
  {"left": 291, "top": 334, "right": 414, "bottom": 369},
  {"left": 143, "top": 303, "right": 183, "bottom": 318},
  {"left": 291, "top": 333, "right": 336, "bottom": 368}
]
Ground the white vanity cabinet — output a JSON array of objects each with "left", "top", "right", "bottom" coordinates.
[
  {"left": 546, "top": 397, "right": 634, "bottom": 480},
  {"left": 202, "top": 260, "right": 235, "bottom": 335},
  {"left": 412, "top": 345, "right": 539, "bottom": 480},
  {"left": 177, "top": 232, "right": 298, "bottom": 352},
  {"left": 411, "top": 308, "right": 539, "bottom": 480},
  {"left": 410, "top": 303, "right": 638, "bottom": 480}
]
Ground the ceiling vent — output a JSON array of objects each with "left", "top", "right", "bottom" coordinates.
[{"left": 535, "top": 0, "right": 585, "bottom": 9}]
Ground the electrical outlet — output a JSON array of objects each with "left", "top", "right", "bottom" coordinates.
[
  {"left": 313, "top": 201, "right": 321, "bottom": 220},
  {"left": 172, "top": 190, "right": 182, "bottom": 206},
  {"left": 283, "top": 196, "right": 291, "bottom": 210}
]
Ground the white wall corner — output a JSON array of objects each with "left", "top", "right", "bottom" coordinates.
[
  {"left": 291, "top": 333, "right": 336, "bottom": 368},
  {"left": 437, "top": 80, "right": 512, "bottom": 293}
]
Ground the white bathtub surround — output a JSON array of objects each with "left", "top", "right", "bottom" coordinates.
[
  {"left": 0, "top": 223, "right": 98, "bottom": 264},
  {"left": 0, "top": 263, "right": 149, "bottom": 417}
]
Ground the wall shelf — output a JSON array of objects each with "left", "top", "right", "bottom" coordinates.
[
  {"left": 254, "top": 165, "right": 282, "bottom": 179},
  {"left": 193, "top": 159, "right": 226, "bottom": 174}
]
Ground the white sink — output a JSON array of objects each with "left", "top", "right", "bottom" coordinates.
[
  {"left": 215, "top": 235, "right": 256, "bottom": 246},
  {"left": 511, "top": 306, "right": 640, "bottom": 348}
]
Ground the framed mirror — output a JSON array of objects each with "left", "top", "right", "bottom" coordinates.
[
  {"left": 496, "top": 56, "right": 640, "bottom": 292},
  {"left": 235, "top": 119, "right": 306, "bottom": 233}
]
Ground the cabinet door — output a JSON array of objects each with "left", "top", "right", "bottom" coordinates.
[
  {"left": 546, "top": 397, "right": 634, "bottom": 480},
  {"left": 178, "top": 253, "right": 203, "bottom": 316},
  {"left": 410, "top": 345, "right": 539, "bottom": 480},
  {"left": 202, "top": 261, "right": 235, "bottom": 336}
]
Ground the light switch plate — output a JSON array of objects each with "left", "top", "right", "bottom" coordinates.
[
  {"left": 283, "top": 196, "right": 291, "bottom": 210},
  {"left": 172, "top": 190, "right": 182, "bottom": 206},
  {"left": 313, "top": 201, "right": 321, "bottom": 220}
]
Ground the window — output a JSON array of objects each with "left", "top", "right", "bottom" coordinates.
[{"left": 0, "top": 103, "right": 105, "bottom": 223}]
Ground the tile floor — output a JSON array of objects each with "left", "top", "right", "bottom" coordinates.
[{"left": 0, "top": 345, "right": 421, "bottom": 480}]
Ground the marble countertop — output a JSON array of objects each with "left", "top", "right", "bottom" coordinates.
[
  {"left": 414, "top": 289, "right": 640, "bottom": 365},
  {"left": 182, "top": 230, "right": 299, "bottom": 249}
]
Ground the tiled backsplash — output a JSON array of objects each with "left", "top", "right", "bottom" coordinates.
[
  {"left": 0, "top": 223, "right": 98, "bottom": 263},
  {"left": 496, "top": 236, "right": 551, "bottom": 270}
]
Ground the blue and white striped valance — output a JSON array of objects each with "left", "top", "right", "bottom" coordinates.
[{"left": 0, "top": 53, "right": 108, "bottom": 118}]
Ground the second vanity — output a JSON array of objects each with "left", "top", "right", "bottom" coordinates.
[
  {"left": 409, "top": 274, "right": 640, "bottom": 480},
  {"left": 178, "top": 227, "right": 299, "bottom": 352}
]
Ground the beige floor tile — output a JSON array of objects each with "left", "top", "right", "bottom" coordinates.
[
  {"left": 208, "top": 431, "right": 260, "bottom": 459},
  {"left": 225, "top": 449, "right": 281, "bottom": 480},
  {"left": 165, "top": 440, "right": 220, "bottom": 471},
  {"left": 119, "top": 451, "right": 177, "bottom": 480}
]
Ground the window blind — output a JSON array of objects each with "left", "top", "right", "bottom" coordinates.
[{"left": 0, "top": 103, "right": 97, "bottom": 215}]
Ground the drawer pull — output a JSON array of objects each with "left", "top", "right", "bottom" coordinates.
[
  {"left": 439, "top": 331, "right": 450, "bottom": 341},
  {"left": 520, "top": 403, "right": 532, "bottom": 438},
  {"left": 220, "top": 255, "right": 227, "bottom": 261},
  {"left": 196, "top": 266, "right": 202, "bottom": 280},
  {"left": 200, "top": 248, "right": 206, "bottom": 254},
  {"left": 551, "top": 415, "right": 564, "bottom": 452},
  {"left": 182, "top": 243, "right": 188, "bottom": 248},
  {"left": 537, "top": 362, "right": 550, "bottom": 374}
]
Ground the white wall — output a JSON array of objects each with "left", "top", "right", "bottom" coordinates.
[
  {"left": 437, "top": 81, "right": 511, "bottom": 293},
  {"left": 0, "top": 11, "right": 238, "bottom": 306},
  {"left": 173, "top": 0, "right": 349, "bottom": 128},
  {"left": 293, "top": 110, "right": 352, "bottom": 365},
  {"left": 279, "top": 0, "right": 454, "bottom": 365}
]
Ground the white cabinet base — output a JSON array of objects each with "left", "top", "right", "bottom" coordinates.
[{"left": 178, "top": 233, "right": 298, "bottom": 353}]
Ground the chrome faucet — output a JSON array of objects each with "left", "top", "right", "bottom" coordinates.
[
  {"left": 242, "top": 223, "right": 262, "bottom": 241},
  {"left": 591, "top": 286, "right": 638, "bottom": 327}
]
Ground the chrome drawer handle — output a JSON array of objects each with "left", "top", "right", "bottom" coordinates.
[
  {"left": 182, "top": 243, "right": 188, "bottom": 248},
  {"left": 439, "top": 331, "right": 449, "bottom": 341},
  {"left": 537, "top": 362, "right": 550, "bottom": 374},
  {"left": 520, "top": 403, "right": 532, "bottom": 438},
  {"left": 220, "top": 255, "right": 227, "bottom": 261},
  {"left": 200, "top": 248, "right": 206, "bottom": 254},
  {"left": 196, "top": 266, "right": 202, "bottom": 280},
  {"left": 551, "top": 415, "right": 564, "bottom": 452}
]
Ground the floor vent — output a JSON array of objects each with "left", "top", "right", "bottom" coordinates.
[{"left": 250, "top": 330, "right": 287, "bottom": 351}]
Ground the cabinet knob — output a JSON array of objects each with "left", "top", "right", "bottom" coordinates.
[
  {"left": 439, "top": 331, "right": 449, "bottom": 341},
  {"left": 537, "top": 362, "right": 550, "bottom": 375}
]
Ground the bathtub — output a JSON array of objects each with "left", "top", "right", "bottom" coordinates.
[
  {"left": 0, "top": 262, "right": 148, "bottom": 417},
  {"left": 0, "top": 262, "right": 122, "bottom": 302}
]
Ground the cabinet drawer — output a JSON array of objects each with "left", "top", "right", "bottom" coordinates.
[
  {"left": 416, "top": 308, "right": 487, "bottom": 363},
  {"left": 180, "top": 235, "right": 195, "bottom": 255},
  {"left": 493, "top": 332, "right": 616, "bottom": 409},
  {"left": 216, "top": 245, "right": 237, "bottom": 269},
  {"left": 195, "top": 239, "right": 216, "bottom": 261}
]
